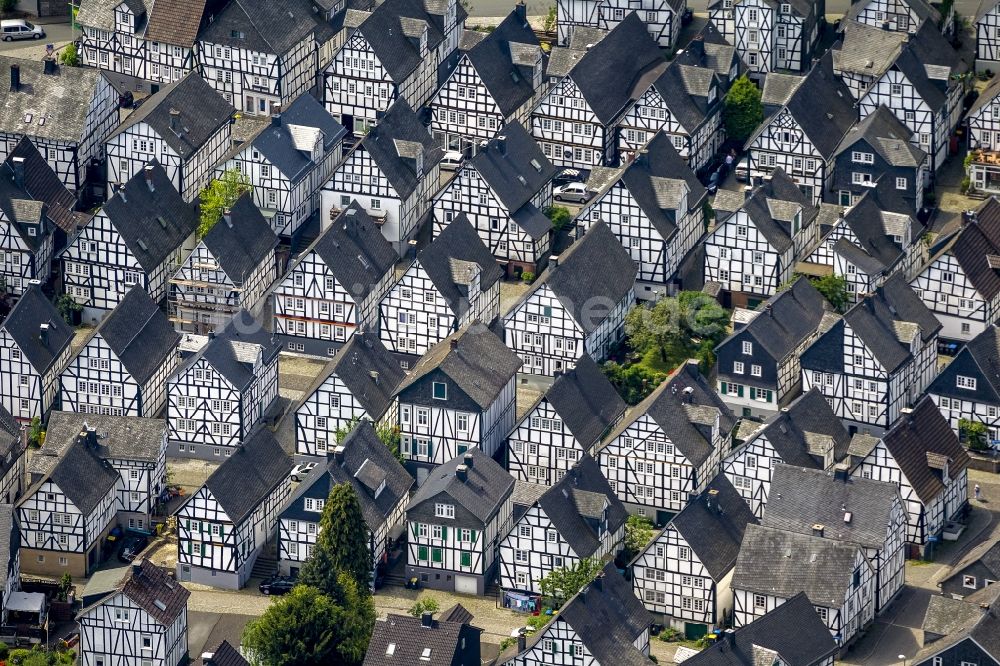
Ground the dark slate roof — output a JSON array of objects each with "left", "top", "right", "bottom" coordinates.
[
  {"left": 716, "top": 277, "right": 829, "bottom": 364},
  {"left": 667, "top": 359, "right": 739, "bottom": 434},
  {"left": 189, "top": 310, "right": 281, "bottom": 391},
  {"left": 352, "top": 0, "right": 447, "bottom": 86},
  {"left": 752, "top": 389, "right": 851, "bottom": 469},
  {"left": 110, "top": 72, "right": 234, "bottom": 158},
  {"left": 94, "top": 286, "right": 179, "bottom": 385},
  {"left": 407, "top": 447, "right": 514, "bottom": 524},
  {"left": 834, "top": 193, "right": 917, "bottom": 274},
  {"left": 364, "top": 612, "right": 467, "bottom": 666},
  {"left": 247, "top": 93, "right": 346, "bottom": 184},
  {"left": 928, "top": 324, "right": 1000, "bottom": 403},
  {"left": 99, "top": 161, "right": 198, "bottom": 273},
  {"left": 118, "top": 559, "right": 189, "bottom": 625},
  {"left": 847, "top": 0, "right": 941, "bottom": 26},
  {"left": 416, "top": 214, "right": 503, "bottom": 315},
  {"left": 36, "top": 412, "right": 165, "bottom": 475},
  {"left": 360, "top": 99, "right": 442, "bottom": 200},
  {"left": 469, "top": 123, "right": 558, "bottom": 237},
  {"left": 398, "top": 323, "right": 521, "bottom": 410},
  {"left": 0, "top": 55, "right": 108, "bottom": 144},
  {"left": 683, "top": 593, "right": 838, "bottom": 666},
  {"left": 889, "top": 21, "right": 968, "bottom": 114},
  {"left": 201, "top": 193, "right": 277, "bottom": 287},
  {"left": 914, "top": 589, "right": 1000, "bottom": 664},
  {"left": 833, "top": 105, "right": 925, "bottom": 168},
  {"left": 733, "top": 169, "right": 814, "bottom": 253},
  {"left": 2, "top": 137, "right": 84, "bottom": 235},
  {"left": 36, "top": 436, "right": 119, "bottom": 515},
  {"left": 935, "top": 198, "right": 1000, "bottom": 300},
  {"left": 461, "top": 9, "right": 543, "bottom": 117},
  {"left": 922, "top": 594, "right": 988, "bottom": 639},
  {"left": 0, "top": 158, "right": 50, "bottom": 253},
  {"left": 733, "top": 523, "right": 869, "bottom": 607},
  {"left": 673, "top": 26, "right": 741, "bottom": 89},
  {"left": 534, "top": 455, "right": 628, "bottom": 558},
  {"left": 200, "top": 427, "right": 291, "bottom": 525},
  {"left": 310, "top": 201, "right": 399, "bottom": 301},
  {"left": 1, "top": 285, "right": 73, "bottom": 374},
  {"left": 509, "top": 563, "right": 652, "bottom": 666},
  {"left": 667, "top": 474, "right": 759, "bottom": 581},
  {"left": 199, "top": 0, "right": 325, "bottom": 55},
  {"left": 301, "top": 330, "right": 406, "bottom": 419},
  {"left": 543, "top": 355, "right": 626, "bottom": 449},
  {"left": 524, "top": 221, "right": 636, "bottom": 334},
  {"left": 941, "top": 540, "right": 1000, "bottom": 591},
  {"left": 763, "top": 465, "right": 901, "bottom": 549},
  {"left": 565, "top": 13, "right": 667, "bottom": 126},
  {"left": 651, "top": 62, "right": 721, "bottom": 134},
  {"left": 832, "top": 21, "right": 908, "bottom": 80},
  {"left": 881, "top": 396, "right": 971, "bottom": 504},
  {"left": 204, "top": 641, "right": 249, "bottom": 666}
]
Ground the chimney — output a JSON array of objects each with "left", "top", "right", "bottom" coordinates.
[
  {"left": 333, "top": 445, "right": 346, "bottom": 465},
  {"left": 9, "top": 64, "right": 20, "bottom": 92},
  {"left": 12, "top": 157, "right": 25, "bottom": 189},
  {"left": 812, "top": 523, "right": 825, "bottom": 538},
  {"left": 223, "top": 208, "right": 232, "bottom": 227},
  {"left": 271, "top": 111, "right": 281, "bottom": 127},
  {"left": 550, "top": 255, "right": 560, "bottom": 268},
  {"left": 169, "top": 108, "right": 181, "bottom": 133},
  {"left": 496, "top": 135, "right": 507, "bottom": 156},
  {"left": 118, "top": 184, "right": 127, "bottom": 203},
  {"left": 455, "top": 464, "right": 468, "bottom": 483},
  {"left": 449, "top": 338, "right": 459, "bottom": 351},
  {"left": 516, "top": 633, "right": 526, "bottom": 652},
  {"left": 369, "top": 370, "right": 380, "bottom": 384},
  {"left": 724, "top": 629, "right": 736, "bottom": 644},
  {"left": 143, "top": 165, "right": 155, "bottom": 191},
  {"left": 132, "top": 561, "right": 143, "bottom": 576},
  {"left": 208, "top": 331, "right": 216, "bottom": 340},
  {"left": 833, "top": 463, "right": 850, "bottom": 482},
  {"left": 515, "top": 0, "right": 527, "bottom": 22},
  {"left": 706, "top": 488, "right": 719, "bottom": 511},
  {"left": 463, "top": 452, "right": 474, "bottom": 468},
  {"left": 42, "top": 56, "right": 57, "bottom": 75},
  {"left": 39, "top": 323, "right": 49, "bottom": 347},
  {"left": 421, "top": 611, "right": 433, "bottom": 628}
]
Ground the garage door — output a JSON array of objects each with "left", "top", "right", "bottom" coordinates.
[{"left": 455, "top": 575, "right": 478, "bottom": 595}]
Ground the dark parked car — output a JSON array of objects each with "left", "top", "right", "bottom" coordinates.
[
  {"left": 117, "top": 534, "right": 149, "bottom": 563},
  {"left": 259, "top": 576, "right": 296, "bottom": 596}
]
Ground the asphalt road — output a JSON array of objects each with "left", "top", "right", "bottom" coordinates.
[{"left": 0, "top": 18, "right": 75, "bottom": 52}]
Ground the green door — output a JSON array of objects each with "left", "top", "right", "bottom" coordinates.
[{"left": 685, "top": 622, "right": 708, "bottom": 640}]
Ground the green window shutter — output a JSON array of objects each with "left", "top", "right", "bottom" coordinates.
[
  {"left": 766, "top": 390, "right": 773, "bottom": 402},
  {"left": 419, "top": 546, "right": 428, "bottom": 561},
  {"left": 427, "top": 440, "right": 433, "bottom": 458},
  {"left": 720, "top": 382, "right": 727, "bottom": 395},
  {"left": 471, "top": 530, "right": 478, "bottom": 542},
  {"left": 737, "top": 385, "right": 744, "bottom": 397},
  {"left": 441, "top": 526, "right": 448, "bottom": 540},
  {"left": 432, "top": 548, "right": 443, "bottom": 563},
  {"left": 186, "top": 541, "right": 191, "bottom": 554},
  {"left": 461, "top": 551, "right": 471, "bottom": 567},
  {"left": 411, "top": 522, "right": 419, "bottom": 539},
  {"left": 219, "top": 525, "right": 225, "bottom": 538},
  {"left": 457, "top": 444, "right": 467, "bottom": 455}
]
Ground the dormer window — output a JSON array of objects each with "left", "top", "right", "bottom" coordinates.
[
  {"left": 432, "top": 382, "right": 447, "bottom": 400},
  {"left": 434, "top": 503, "right": 455, "bottom": 518},
  {"left": 957, "top": 375, "right": 977, "bottom": 390},
  {"left": 304, "top": 498, "right": 325, "bottom": 512},
  {"left": 28, "top": 227, "right": 36, "bottom": 236}
]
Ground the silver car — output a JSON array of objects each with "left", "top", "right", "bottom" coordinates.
[
  {"left": 553, "top": 182, "right": 592, "bottom": 203},
  {"left": 1, "top": 20, "right": 45, "bottom": 41}
]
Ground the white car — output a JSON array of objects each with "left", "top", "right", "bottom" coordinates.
[
  {"left": 441, "top": 150, "right": 464, "bottom": 171},
  {"left": 290, "top": 462, "right": 317, "bottom": 482},
  {"left": 1, "top": 20, "right": 45, "bottom": 41},
  {"left": 553, "top": 182, "right": 592, "bottom": 203}
]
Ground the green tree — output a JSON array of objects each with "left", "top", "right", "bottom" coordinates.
[
  {"left": 408, "top": 596, "right": 440, "bottom": 617},
  {"left": 0, "top": 0, "right": 16, "bottom": 12},
  {"left": 625, "top": 291, "right": 728, "bottom": 364},
  {"left": 55, "top": 293, "right": 82, "bottom": 325},
  {"left": 298, "top": 483, "right": 372, "bottom": 594},
  {"left": 58, "top": 44, "right": 80, "bottom": 67},
  {"left": 622, "top": 515, "right": 654, "bottom": 562},
  {"left": 544, "top": 205, "right": 572, "bottom": 231},
  {"left": 959, "top": 418, "right": 990, "bottom": 452},
  {"left": 334, "top": 416, "right": 404, "bottom": 463},
  {"left": 601, "top": 361, "right": 666, "bottom": 405},
  {"left": 810, "top": 274, "right": 850, "bottom": 313},
  {"left": 543, "top": 6, "right": 557, "bottom": 33},
  {"left": 198, "top": 169, "right": 252, "bottom": 238},
  {"left": 26, "top": 417, "right": 43, "bottom": 448},
  {"left": 242, "top": 583, "right": 372, "bottom": 666},
  {"left": 539, "top": 557, "right": 604, "bottom": 606},
  {"left": 723, "top": 75, "right": 764, "bottom": 144}
]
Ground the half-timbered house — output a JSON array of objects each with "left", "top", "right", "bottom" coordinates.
[
  {"left": 532, "top": 13, "right": 666, "bottom": 169},
  {"left": 913, "top": 595, "right": 1000, "bottom": 666},
  {"left": 966, "top": 77, "right": 1000, "bottom": 194},
  {"left": 856, "top": 20, "right": 967, "bottom": 177},
  {"left": 0, "top": 506, "right": 18, "bottom": 625},
  {"left": 77, "top": 559, "right": 190, "bottom": 666},
  {"left": 764, "top": 465, "right": 906, "bottom": 612},
  {"left": 0, "top": 406, "right": 26, "bottom": 506},
  {"left": 911, "top": 199, "right": 1000, "bottom": 341},
  {"left": 396, "top": 323, "right": 520, "bottom": 481},
  {"left": 293, "top": 329, "right": 405, "bottom": 456},
  {"left": 405, "top": 448, "right": 514, "bottom": 594},
  {"left": 175, "top": 427, "right": 291, "bottom": 589},
  {"left": 927, "top": 323, "right": 1000, "bottom": 442},
  {"left": 579, "top": 132, "right": 706, "bottom": 298},
  {"left": 599, "top": 360, "right": 736, "bottom": 523},
  {"left": 976, "top": 0, "right": 1000, "bottom": 72},
  {"left": 0, "top": 285, "right": 73, "bottom": 423},
  {"left": 680, "top": 593, "right": 838, "bottom": 666},
  {"left": 0, "top": 151, "right": 58, "bottom": 296},
  {"left": 379, "top": 215, "right": 501, "bottom": 360},
  {"left": 828, "top": 105, "right": 929, "bottom": 211},
  {"left": 499, "top": 455, "right": 627, "bottom": 593},
  {"left": 197, "top": 0, "right": 328, "bottom": 115},
  {"left": 432, "top": 123, "right": 558, "bottom": 276},
  {"left": 61, "top": 285, "right": 179, "bottom": 418},
  {"left": 704, "top": 169, "right": 817, "bottom": 307},
  {"left": 732, "top": 523, "right": 876, "bottom": 647},
  {"left": 278, "top": 421, "right": 412, "bottom": 582},
  {"left": 846, "top": 0, "right": 947, "bottom": 34},
  {"left": 105, "top": 72, "right": 234, "bottom": 202},
  {"left": 506, "top": 355, "right": 626, "bottom": 486},
  {"left": 850, "top": 396, "right": 970, "bottom": 549},
  {"left": 714, "top": 276, "right": 832, "bottom": 419},
  {"left": 324, "top": 0, "right": 463, "bottom": 135},
  {"left": 366, "top": 605, "right": 484, "bottom": 666},
  {"left": 708, "top": 0, "right": 824, "bottom": 74},
  {"left": 166, "top": 309, "right": 281, "bottom": 459},
  {"left": 76, "top": 0, "right": 212, "bottom": 90},
  {"left": 502, "top": 562, "right": 653, "bottom": 665},
  {"left": 430, "top": 7, "right": 544, "bottom": 155},
  {"left": 169, "top": 194, "right": 277, "bottom": 334},
  {"left": 800, "top": 274, "right": 941, "bottom": 435},
  {"left": 321, "top": 99, "right": 443, "bottom": 251},
  {"left": 722, "top": 388, "right": 851, "bottom": 518},
  {"left": 632, "top": 474, "right": 759, "bottom": 636},
  {"left": 745, "top": 54, "right": 857, "bottom": 205},
  {"left": 557, "top": 0, "right": 686, "bottom": 49},
  {"left": 831, "top": 21, "right": 909, "bottom": 101},
  {"left": 60, "top": 162, "right": 199, "bottom": 321},
  {"left": 938, "top": 540, "right": 1000, "bottom": 598},
  {"left": 673, "top": 25, "right": 743, "bottom": 91},
  {"left": 215, "top": 92, "right": 346, "bottom": 237},
  {"left": 503, "top": 221, "right": 636, "bottom": 375},
  {"left": 16, "top": 430, "right": 118, "bottom": 576},
  {"left": 273, "top": 202, "right": 398, "bottom": 356},
  {"left": 0, "top": 57, "right": 119, "bottom": 195},
  {"left": 38, "top": 413, "right": 167, "bottom": 533}
]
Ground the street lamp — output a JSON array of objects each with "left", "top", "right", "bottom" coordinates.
[{"left": 899, "top": 654, "right": 907, "bottom": 666}]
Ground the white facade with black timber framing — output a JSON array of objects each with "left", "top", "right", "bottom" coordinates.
[
  {"left": 927, "top": 323, "right": 1000, "bottom": 442},
  {"left": 709, "top": 0, "right": 821, "bottom": 74},
  {"left": 556, "top": 0, "right": 686, "bottom": 50},
  {"left": 0, "top": 148, "right": 58, "bottom": 297},
  {"left": 846, "top": 0, "right": 947, "bottom": 34},
  {"left": 0, "top": 406, "right": 26, "bottom": 506},
  {"left": 175, "top": 428, "right": 291, "bottom": 589},
  {"left": 976, "top": 0, "right": 1000, "bottom": 72}
]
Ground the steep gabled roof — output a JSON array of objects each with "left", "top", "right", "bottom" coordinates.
[
  {"left": 352, "top": 0, "right": 447, "bottom": 85},
  {"left": 188, "top": 310, "right": 281, "bottom": 390},
  {"left": 309, "top": 201, "right": 399, "bottom": 301},
  {"left": 728, "top": 169, "right": 813, "bottom": 253},
  {"left": 847, "top": 0, "right": 942, "bottom": 26},
  {"left": 94, "top": 285, "right": 179, "bottom": 385},
  {"left": 913, "top": 587, "right": 1000, "bottom": 665},
  {"left": 933, "top": 197, "right": 1000, "bottom": 301},
  {"left": 145, "top": 0, "right": 210, "bottom": 46},
  {"left": 834, "top": 192, "right": 919, "bottom": 274},
  {"left": 673, "top": 25, "right": 741, "bottom": 89},
  {"left": 927, "top": 323, "right": 1000, "bottom": 403},
  {"left": 833, "top": 105, "right": 925, "bottom": 168},
  {"left": 32, "top": 437, "right": 119, "bottom": 515},
  {"left": 416, "top": 214, "right": 503, "bottom": 315},
  {"left": 198, "top": 0, "right": 327, "bottom": 55},
  {"left": 99, "top": 161, "right": 198, "bottom": 273},
  {"left": 880, "top": 396, "right": 971, "bottom": 504},
  {"left": 887, "top": 20, "right": 968, "bottom": 113},
  {"left": 751, "top": 388, "right": 851, "bottom": 469},
  {"left": 461, "top": 9, "right": 542, "bottom": 117},
  {"left": 3, "top": 137, "right": 85, "bottom": 234},
  {"left": 650, "top": 62, "right": 721, "bottom": 135},
  {"left": 408, "top": 447, "right": 514, "bottom": 524},
  {"left": 543, "top": 355, "right": 626, "bottom": 449},
  {"left": 358, "top": 99, "right": 442, "bottom": 200},
  {"left": 200, "top": 427, "right": 291, "bottom": 525},
  {"left": 364, "top": 610, "right": 473, "bottom": 666},
  {"left": 200, "top": 193, "right": 277, "bottom": 287},
  {"left": 832, "top": 21, "right": 908, "bottom": 80},
  {"left": 36, "top": 412, "right": 165, "bottom": 474},
  {"left": 1, "top": 286, "right": 73, "bottom": 374}
]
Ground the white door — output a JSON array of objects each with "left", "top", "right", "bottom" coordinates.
[{"left": 455, "top": 575, "right": 478, "bottom": 595}]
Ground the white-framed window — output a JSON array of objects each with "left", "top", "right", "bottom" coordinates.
[
  {"left": 734, "top": 361, "right": 744, "bottom": 374},
  {"left": 957, "top": 375, "right": 978, "bottom": 390},
  {"left": 895, "top": 177, "right": 907, "bottom": 190},
  {"left": 963, "top": 575, "right": 977, "bottom": 589},
  {"left": 434, "top": 503, "right": 455, "bottom": 519},
  {"left": 742, "top": 341, "right": 753, "bottom": 355}
]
